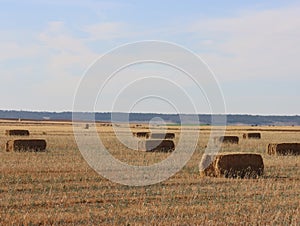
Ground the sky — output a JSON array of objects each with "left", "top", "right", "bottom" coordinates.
[{"left": 1, "top": 0, "right": 300, "bottom": 115}]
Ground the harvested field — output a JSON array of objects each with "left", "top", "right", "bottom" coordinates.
[
  {"left": 0, "top": 120, "right": 299, "bottom": 225},
  {"left": 267, "top": 143, "right": 300, "bottom": 155}
]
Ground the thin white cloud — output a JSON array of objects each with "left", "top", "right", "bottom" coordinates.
[
  {"left": 188, "top": 4, "right": 300, "bottom": 81},
  {"left": 83, "top": 22, "right": 128, "bottom": 41},
  {"left": 0, "top": 42, "right": 40, "bottom": 61},
  {"left": 38, "top": 21, "right": 89, "bottom": 54},
  {"left": 37, "top": 21, "right": 98, "bottom": 75}
]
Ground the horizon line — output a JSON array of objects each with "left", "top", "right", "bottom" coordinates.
[{"left": 0, "top": 109, "right": 299, "bottom": 117}]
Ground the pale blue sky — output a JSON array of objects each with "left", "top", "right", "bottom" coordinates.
[{"left": 1, "top": 0, "right": 300, "bottom": 115}]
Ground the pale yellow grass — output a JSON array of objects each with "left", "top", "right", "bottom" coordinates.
[{"left": 0, "top": 120, "right": 299, "bottom": 225}]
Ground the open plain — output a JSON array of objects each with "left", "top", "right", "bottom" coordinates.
[{"left": 0, "top": 120, "right": 299, "bottom": 225}]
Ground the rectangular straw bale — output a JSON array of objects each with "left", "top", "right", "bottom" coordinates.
[
  {"left": 5, "top": 129, "right": 30, "bottom": 136},
  {"left": 215, "top": 136, "right": 239, "bottom": 144},
  {"left": 138, "top": 139, "right": 175, "bottom": 152},
  {"left": 267, "top": 143, "right": 300, "bottom": 155},
  {"left": 200, "top": 153, "right": 264, "bottom": 178},
  {"left": 6, "top": 139, "right": 47, "bottom": 152},
  {"left": 243, "top": 133, "right": 261, "bottom": 139},
  {"left": 133, "top": 132, "right": 150, "bottom": 138}
]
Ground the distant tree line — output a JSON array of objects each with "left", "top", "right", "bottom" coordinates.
[{"left": 0, "top": 110, "right": 299, "bottom": 126}]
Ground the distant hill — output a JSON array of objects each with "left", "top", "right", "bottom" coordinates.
[{"left": 0, "top": 110, "right": 299, "bottom": 126}]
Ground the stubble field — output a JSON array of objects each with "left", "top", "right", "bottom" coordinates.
[{"left": 0, "top": 120, "right": 299, "bottom": 225}]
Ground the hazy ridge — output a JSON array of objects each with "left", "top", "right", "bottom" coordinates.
[{"left": 0, "top": 110, "right": 299, "bottom": 126}]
